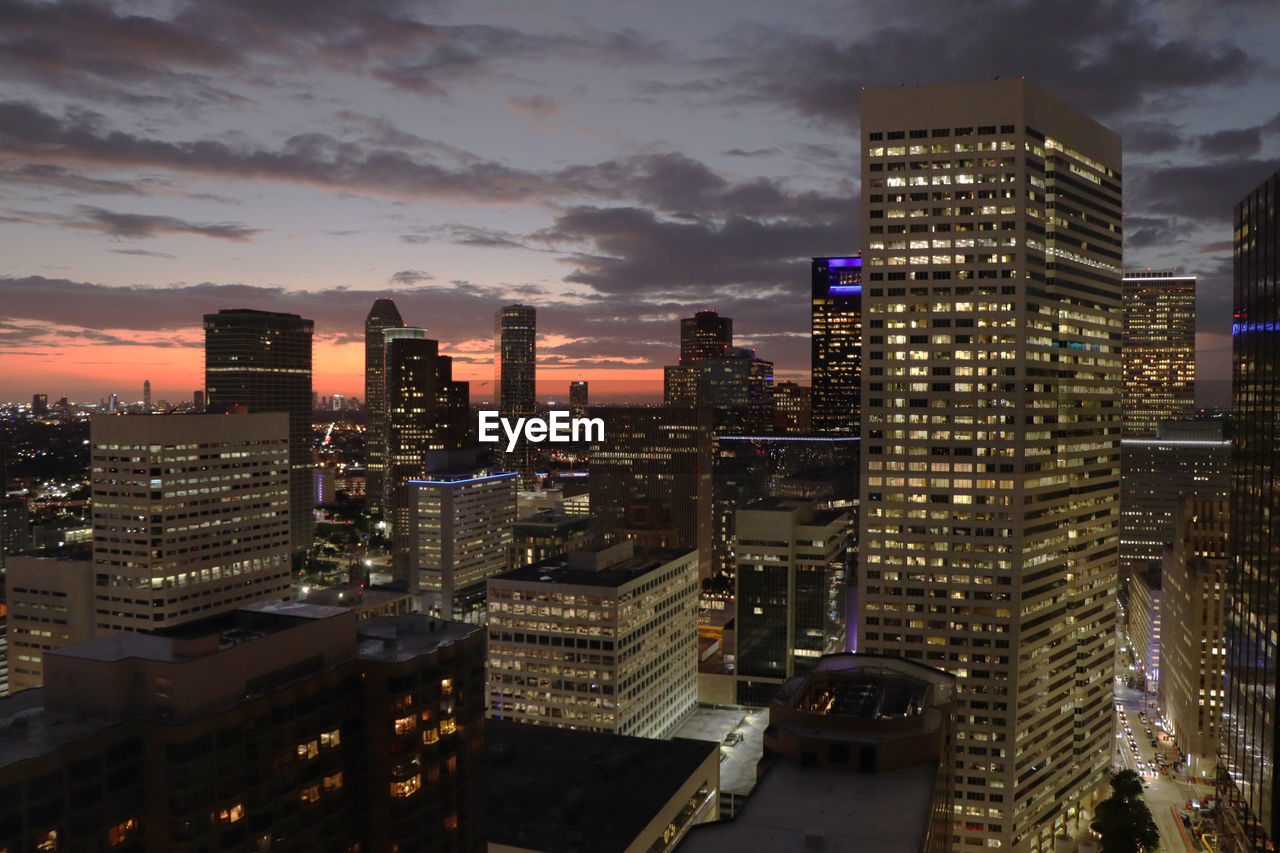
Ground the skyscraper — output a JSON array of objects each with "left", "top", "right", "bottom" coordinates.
[
  {"left": 142, "top": 379, "right": 150, "bottom": 412},
  {"left": 811, "top": 256, "right": 862, "bottom": 435},
  {"left": 384, "top": 329, "right": 469, "bottom": 575},
  {"left": 89, "top": 413, "right": 292, "bottom": 633},
  {"left": 680, "top": 310, "right": 732, "bottom": 362},
  {"left": 1221, "top": 170, "right": 1280, "bottom": 852},
  {"left": 495, "top": 304, "right": 536, "bottom": 482},
  {"left": 204, "top": 308, "right": 314, "bottom": 555},
  {"left": 569, "top": 380, "right": 588, "bottom": 418},
  {"left": 365, "top": 298, "right": 405, "bottom": 512},
  {"left": 1122, "top": 270, "right": 1196, "bottom": 436},
  {"left": 858, "top": 79, "right": 1122, "bottom": 852}
]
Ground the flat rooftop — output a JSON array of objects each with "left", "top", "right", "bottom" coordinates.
[
  {"left": 492, "top": 546, "right": 693, "bottom": 589},
  {"left": 356, "top": 616, "right": 480, "bottom": 663},
  {"left": 485, "top": 719, "right": 717, "bottom": 853}
]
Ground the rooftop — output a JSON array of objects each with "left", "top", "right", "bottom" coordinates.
[
  {"left": 486, "top": 719, "right": 717, "bottom": 853},
  {"left": 492, "top": 541, "right": 694, "bottom": 589},
  {"left": 356, "top": 616, "right": 481, "bottom": 663}
]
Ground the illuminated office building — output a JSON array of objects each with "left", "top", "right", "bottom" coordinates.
[
  {"left": 771, "top": 381, "right": 811, "bottom": 433},
  {"left": 857, "top": 79, "right": 1122, "bottom": 852},
  {"left": 89, "top": 413, "right": 291, "bottom": 634},
  {"left": 1160, "top": 497, "right": 1227, "bottom": 778},
  {"left": 681, "top": 310, "right": 732, "bottom": 362},
  {"left": 569, "top": 380, "right": 588, "bottom": 419},
  {"left": 1122, "top": 270, "right": 1196, "bottom": 436},
  {"left": 365, "top": 298, "right": 405, "bottom": 512},
  {"left": 1221, "top": 169, "right": 1280, "bottom": 851},
  {"left": 811, "top": 256, "right": 862, "bottom": 435},
  {"left": 733, "top": 498, "right": 849, "bottom": 706},
  {"left": 486, "top": 541, "right": 699, "bottom": 738},
  {"left": 495, "top": 305, "right": 536, "bottom": 484},
  {"left": 384, "top": 330, "right": 469, "bottom": 576},
  {"left": 204, "top": 309, "right": 314, "bottom": 555},
  {"left": 410, "top": 470, "right": 516, "bottom": 620}
]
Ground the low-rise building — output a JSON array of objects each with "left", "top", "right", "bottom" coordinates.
[{"left": 487, "top": 540, "right": 698, "bottom": 738}]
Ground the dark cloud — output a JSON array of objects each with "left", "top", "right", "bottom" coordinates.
[
  {"left": 6, "top": 204, "right": 261, "bottom": 241},
  {"left": 1199, "top": 128, "right": 1262, "bottom": 158},
  {"left": 389, "top": 269, "right": 433, "bottom": 285},
  {"left": 1133, "top": 159, "right": 1280, "bottom": 227},
  {"left": 504, "top": 94, "right": 563, "bottom": 123},
  {"left": 0, "top": 162, "right": 144, "bottom": 195},
  {"left": 111, "top": 248, "right": 177, "bottom": 259},
  {"left": 1118, "top": 121, "right": 1183, "bottom": 154},
  {"left": 1123, "top": 215, "right": 1181, "bottom": 251},
  {"left": 723, "top": 148, "right": 778, "bottom": 158}
]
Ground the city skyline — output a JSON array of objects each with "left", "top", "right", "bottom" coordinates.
[{"left": 2, "top": 1, "right": 1278, "bottom": 404}]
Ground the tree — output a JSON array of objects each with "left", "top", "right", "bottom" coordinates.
[{"left": 1091, "top": 770, "right": 1161, "bottom": 853}]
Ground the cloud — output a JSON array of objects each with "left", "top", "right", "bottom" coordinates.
[
  {"left": 1199, "top": 127, "right": 1262, "bottom": 158},
  {"left": 111, "top": 248, "right": 177, "bottom": 259},
  {"left": 504, "top": 94, "right": 563, "bottom": 124},
  {"left": 389, "top": 269, "right": 433, "bottom": 285},
  {"left": 1133, "top": 159, "right": 1280, "bottom": 227},
  {"left": 7, "top": 204, "right": 261, "bottom": 241},
  {"left": 0, "top": 162, "right": 144, "bottom": 195}
]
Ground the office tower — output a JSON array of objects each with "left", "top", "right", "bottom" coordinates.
[
  {"left": 772, "top": 381, "right": 811, "bottom": 433},
  {"left": 90, "top": 413, "right": 291, "bottom": 633},
  {"left": 5, "top": 553, "right": 94, "bottom": 693},
  {"left": 811, "top": 256, "right": 863, "bottom": 435},
  {"left": 192, "top": 389, "right": 203, "bottom": 409},
  {"left": 1122, "top": 270, "right": 1196, "bottom": 436},
  {"left": 682, "top": 655, "right": 956, "bottom": 853},
  {"left": 30, "top": 394, "right": 47, "bottom": 417},
  {"left": 142, "top": 379, "right": 150, "bottom": 411},
  {"left": 1128, "top": 567, "right": 1161, "bottom": 685},
  {"left": 495, "top": 304, "right": 536, "bottom": 482},
  {"left": 0, "top": 606, "right": 486, "bottom": 853},
  {"left": 510, "top": 510, "right": 591, "bottom": 567},
  {"left": 487, "top": 540, "right": 699, "bottom": 737},
  {"left": 588, "top": 406, "right": 712, "bottom": 574},
  {"left": 733, "top": 499, "right": 849, "bottom": 706},
  {"left": 410, "top": 470, "right": 517, "bottom": 619},
  {"left": 107, "top": 393, "right": 118, "bottom": 412},
  {"left": 384, "top": 330, "right": 470, "bottom": 575},
  {"left": 331, "top": 393, "right": 344, "bottom": 411},
  {"left": 681, "top": 309, "right": 733, "bottom": 362},
  {"left": 486, "top": 720, "right": 720, "bottom": 852},
  {"left": 204, "top": 308, "right": 314, "bottom": 555},
  {"left": 569, "top": 380, "right": 588, "bottom": 418},
  {"left": 1221, "top": 170, "right": 1280, "bottom": 851},
  {"left": 1160, "top": 497, "right": 1227, "bottom": 778},
  {"left": 858, "top": 80, "right": 1122, "bottom": 852},
  {"left": 365, "top": 297, "right": 405, "bottom": 512},
  {"left": 1120, "top": 419, "right": 1229, "bottom": 580}
]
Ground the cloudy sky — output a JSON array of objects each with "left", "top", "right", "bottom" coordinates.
[{"left": 2, "top": 0, "right": 1277, "bottom": 405}]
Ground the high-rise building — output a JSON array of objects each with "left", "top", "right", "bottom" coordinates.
[
  {"left": 569, "top": 380, "right": 588, "bottom": 419},
  {"left": 192, "top": 389, "right": 203, "bottom": 409},
  {"left": 588, "top": 406, "right": 712, "bottom": 575},
  {"left": 384, "top": 330, "right": 470, "bottom": 575},
  {"left": 4, "top": 553, "right": 94, "bottom": 693},
  {"left": 410, "top": 470, "right": 517, "bottom": 620},
  {"left": 1129, "top": 566, "right": 1161, "bottom": 686},
  {"left": 857, "top": 79, "right": 1122, "bottom": 852},
  {"left": 680, "top": 310, "right": 732, "bottom": 362},
  {"left": 1160, "top": 497, "right": 1227, "bottom": 778},
  {"left": 1120, "top": 419, "right": 1229, "bottom": 581},
  {"left": 486, "top": 540, "right": 699, "bottom": 738},
  {"left": 30, "top": 394, "right": 47, "bottom": 417},
  {"left": 142, "top": 379, "right": 150, "bottom": 412},
  {"left": 204, "top": 308, "right": 314, "bottom": 555},
  {"left": 811, "top": 256, "right": 862, "bottom": 435},
  {"left": 771, "top": 381, "right": 811, "bottom": 433},
  {"left": 1122, "top": 270, "right": 1196, "bottom": 436},
  {"left": 89, "top": 413, "right": 292, "bottom": 633},
  {"left": 365, "top": 298, "right": 405, "bottom": 512},
  {"left": 0, "top": 606, "right": 486, "bottom": 853},
  {"left": 1221, "top": 170, "right": 1280, "bottom": 852},
  {"left": 733, "top": 498, "right": 849, "bottom": 706},
  {"left": 495, "top": 304, "right": 536, "bottom": 483}
]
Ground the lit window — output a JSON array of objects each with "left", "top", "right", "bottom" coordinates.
[
  {"left": 391, "top": 774, "right": 421, "bottom": 798},
  {"left": 109, "top": 819, "right": 138, "bottom": 846},
  {"left": 300, "top": 784, "right": 320, "bottom": 804},
  {"left": 440, "top": 717, "right": 457, "bottom": 736},
  {"left": 394, "top": 715, "right": 417, "bottom": 734},
  {"left": 36, "top": 831, "right": 58, "bottom": 852},
  {"left": 423, "top": 728, "right": 440, "bottom": 745},
  {"left": 441, "top": 678, "right": 453, "bottom": 695},
  {"left": 297, "top": 740, "right": 318, "bottom": 760},
  {"left": 320, "top": 729, "right": 340, "bottom": 749},
  {"left": 214, "top": 804, "right": 244, "bottom": 824},
  {"left": 444, "top": 813, "right": 459, "bottom": 830},
  {"left": 323, "top": 772, "right": 343, "bottom": 792}
]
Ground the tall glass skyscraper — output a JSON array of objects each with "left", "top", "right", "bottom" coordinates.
[
  {"left": 1122, "top": 270, "right": 1196, "bottom": 436},
  {"left": 811, "top": 256, "right": 862, "bottom": 435},
  {"left": 364, "top": 297, "right": 404, "bottom": 512},
  {"left": 204, "top": 308, "right": 314, "bottom": 556},
  {"left": 857, "top": 79, "right": 1122, "bottom": 853},
  {"left": 1221, "top": 169, "right": 1280, "bottom": 852},
  {"left": 495, "top": 304, "right": 536, "bottom": 483}
]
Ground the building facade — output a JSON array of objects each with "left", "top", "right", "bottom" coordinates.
[
  {"left": 569, "top": 380, "right": 588, "bottom": 419},
  {"left": 4, "top": 553, "right": 94, "bottom": 693},
  {"left": 486, "top": 541, "right": 699, "bottom": 738},
  {"left": 1221, "top": 169, "right": 1280, "bottom": 852},
  {"left": 203, "top": 309, "right": 315, "bottom": 555},
  {"left": 495, "top": 305, "right": 536, "bottom": 484},
  {"left": 0, "top": 605, "right": 486, "bottom": 853},
  {"left": 1122, "top": 270, "right": 1196, "bottom": 437},
  {"left": 811, "top": 256, "right": 863, "bottom": 436},
  {"left": 733, "top": 499, "right": 849, "bottom": 706},
  {"left": 90, "top": 414, "right": 292, "bottom": 634},
  {"left": 410, "top": 471, "right": 517, "bottom": 620},
  {"left": 857, "top": 79, "right": 1122, "bottom": 852},
  {"left": 1160, "top": 497, "right": 1227, "bottom": 777},
  {"left": 365, "top": 298, "right": 405, "bottom": 513},
  {"left": 383, "top": 330, "right": 469, "bottom": 576}
]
